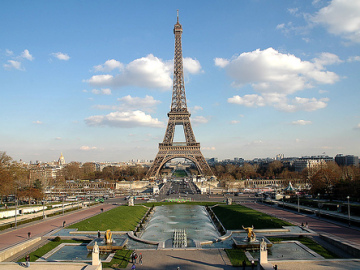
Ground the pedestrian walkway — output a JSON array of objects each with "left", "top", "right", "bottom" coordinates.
[
  {"left": 242, "top": 202, "right": 360, "bottom": 248},
  {"left": 122, "top": 249, "right": 233, "bottom": 270},
  {"left": 0, "top": 203, "right": 116, "bottom": 252}
]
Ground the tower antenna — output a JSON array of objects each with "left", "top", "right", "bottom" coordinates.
[{"left": 177, "top": 9, "right": 179, "bottom": 23}]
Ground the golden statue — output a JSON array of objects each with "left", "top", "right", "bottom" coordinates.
[
  {"left": 242, "top": 225, "right": 256, "bottom": 242},
  {"left": 105, "top": 229, "right": 113, "bottom": 244}
]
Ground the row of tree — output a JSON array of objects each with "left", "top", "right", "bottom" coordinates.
[
  {"left": 212, "top": 161, "right": 360, "bottom": 200},
  {"left": 0, "top": 151, "right": 43, "bottom": 204}
]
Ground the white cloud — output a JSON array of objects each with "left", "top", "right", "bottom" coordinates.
[
  {"left": 217, "top": 48, "right": 339, "bottom": 94},
  {"left": 275, "top": 97, "right": 329, "bottom": 112},
  {"left": 313, "top": 52, "right": 343, "bottom": 67},
  {"left": 87, "top": 54, "right": 172, "bottom": 90},
  {"left": 80, "top": 146, "right": 97, "bottom": 151},
  {"left": 33, "top": 120, "right": 43, "bottom": 124},
  {"left": 191, "top": 116, "right": 209, "bottom": 125},
  {"left": 5, "top": 49, "right": 13, "bottom": 56},
  {"left": 117, "top": 95, "right": 161, "bottom": 112},
  {"left": 228, "top": 94, "right": 266, "bottom": 107},
  {"left": 347, "top": 56, "right": 360, "bottom": 62},
  {"left": 55, "top": 137, "right": 62, "bottom": 140},
  {"left": 219, "top": 48, "right": 337, "bottom": 112},
  {"left": 291, "top": 120, "right": 312, "bottom": 125},
  {"left": 87, "top": 55, "right": 202, "bottom": 91},
  {"left": 91, "top": 88, "right": 112, "bottom": 95},
  {"left": 355, "top": 123, "right": 360, "bottom": 130},
  {"left": 189, "top": 105, "right": 203, "bottom": 114},
  {"left": 3, "top": 60, "right": 23, "bottom": 70},
  {"left": 85, "top": 110, "right": 163, "bottom": 128},
  {"left": 183, "top": 57, "right": 202, "bottom": 74},
  {"left": 93, "top": 59, "right": 123, "bottom": 72},
  {"left": 51, "top": 52, "right": 70, "bottom": 61},
  {"left": 21, "top": 49, "right": 34, "bottom": 61},
  {"left": 214, "top": 58, "right": 229, "bottom": 68},
  {"left": 230, "top": 120, "right": 240, "bottom": 124},
  {"left": 311, "top": 0, "right": 360, "bottom": 43}
]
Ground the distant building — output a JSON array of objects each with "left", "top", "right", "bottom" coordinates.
[
  {"left": 335, "top": 154, "right": 359, "bottom": 167},
  {"left": 58, "top": 152, "right": 66, "bottom": 166},
  {"left": 294, "top": 156, "right": 333, "bottom": 172}
]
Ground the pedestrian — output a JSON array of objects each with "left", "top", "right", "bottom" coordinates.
[
  {"left": 131, "top": 251, "right": 135, "bottom": 263},
  {"left": 306, "top": 221, "right": 308, "bottom": 228},
  {"left": 139, "top": 253, "right": 143, "bottom": 265},
  {"left": 63, "top": 220, "right": 66, "bottom": 227},
  {"left": 251, "top": 260, "right": 255, "bottom": 270},
  {"left": 273, "top": 265, "right": 278, "bottom": 270},
  {"left": 27, "top": 232, "right": 31, "bottom": 238},
  {"left": 25, "top": 254, "right": 30, "bottom": 267},
  {"left": 242, "top": 259, "right": 246, "bottom": 270},
  {"left": 101, "top": 208, "right": 103, "bottom": 212},
  {"left": 301, "top": 222, "right": 304, "bottom": 227},
  {"left": 97, "top": 230, "right": 101, "bottom": 238},
  {"left": 131, "top": 263, "right": 136, "bottom": 270},
  {"left": 133, "top": 252, "right": 138, "bottom": 264}
]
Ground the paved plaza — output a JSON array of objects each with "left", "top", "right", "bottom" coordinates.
[{"left": 1, "top": 199, "right": 360, "bottom": 269}]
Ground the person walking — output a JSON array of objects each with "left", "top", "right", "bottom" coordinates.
[
  {"left": 251, "top": 260, "right": 255, "bottom": 270},
  {"left": 139, "top": 253, "right": 143, "bottom": 265},
  {"left": 97, "top": 230, "right": 101, "bottom": 238},
  {"left": 27, "top": 232, "right": 31, "bottom": 238},
  {"left": 131, "top": 263, "right": 136, "bottom": 270},
  {"left": 25, "top": 254, "right": 30, "bottom": 267},
  {"left": 63, "top": 220, "right": 66, "bottom": 227}
]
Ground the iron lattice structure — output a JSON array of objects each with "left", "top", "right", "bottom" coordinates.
[{"left": 146, "top": 13, "right": 213, "bottom": 179}]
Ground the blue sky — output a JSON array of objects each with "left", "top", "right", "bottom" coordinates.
[{"left": 1, "top": 0, "right": 359, "bottom": 163}]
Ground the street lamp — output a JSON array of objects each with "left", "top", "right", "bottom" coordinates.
[
  {"left": 62, "top": 197, "right": 64, "bottom": 215},
  {"left": 15, "top": 199, "right": 18, "bottom": 229},
  {"left": 42, "top": 200, "right": 45, "bottom": 219},
  {"left": 347, "top": 196, "right": 350, "bottom": 226},
  {"left": 297, "top": 194, "right": 300, "bottom": 213},
  {"left": 318, "top": 193, "right": 321, "bottom": 218}
]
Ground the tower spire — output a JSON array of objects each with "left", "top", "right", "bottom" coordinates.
[{"left": 145, "top": 12, "right": 213, "bottom": 179}]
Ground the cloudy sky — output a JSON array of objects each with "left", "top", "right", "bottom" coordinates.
[{"left": 1, "top": 0, "right": 359, "bottom": 163}]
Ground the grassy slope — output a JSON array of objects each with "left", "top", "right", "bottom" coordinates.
[
  {"left": 68, "top": 205, "right": 147, "bottom": 231},
  {"left": 213, "top": 204, "right": 293, "bottom": 230}
]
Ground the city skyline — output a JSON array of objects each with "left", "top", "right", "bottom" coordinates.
[{"left": 1, "top": 0, "right": 360, "bottom": 163}]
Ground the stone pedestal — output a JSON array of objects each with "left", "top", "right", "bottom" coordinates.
[
  {"left": 128, "top": 197, "right": 134, "bottom": 206},
  {"left": 258, "top": 238, "right": 268, "bottom": 269},
  {"left": 92, "top": 242, "right": 101, "bottom": 269}
]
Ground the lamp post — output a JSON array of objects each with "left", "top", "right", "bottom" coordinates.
[
  {"left": 62, "top": 197, "right": 64, "bottom": 215},
  {"left": 318, "top": 193, "right": 321, "bottom": 218},
  {"left": 42, "top": 200, "right": 45, "bottom": 219},
  {"left": 282, "top": 196, "right": 284, "bottom": 209},
  {"left": 347, "top": 196, "right": 350, "bottom": 226},
  {"left": 297, "top": 194, "right": 300, "bottom": 213},
  {"left": 15, "top": 199, "right": 18, "bottom": 229}
]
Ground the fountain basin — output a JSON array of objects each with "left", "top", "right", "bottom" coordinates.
[
  {"left": 233, "top": 236, "right": 272, "bottom": 250},
  {"left": 87, "top": 238, "right": 127, "bottom": 252}
]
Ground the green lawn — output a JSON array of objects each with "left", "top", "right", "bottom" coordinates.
[
  {"left": 19, "top": 239, "right": 86, "bottom": 262},
  {"left": 267, "top": 237, "right": 339, "bottom": 259},
  {"left": 212, "top": 204, "right": 293, "bottom": 230},
  {"left": 102, "top": 249, "right": 133, "bottom": 269},
  {"left": 68, "top": 205, "right": 148, "bottom": 231},
  {"left": 225, "top": 249, "right": 256, "bottom": 267}
]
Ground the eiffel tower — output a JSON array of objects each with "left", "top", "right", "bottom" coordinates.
[{"left": 146, "top": 12, "right": 213, "bottom": 179}]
